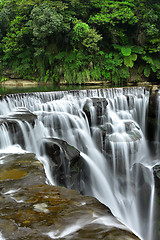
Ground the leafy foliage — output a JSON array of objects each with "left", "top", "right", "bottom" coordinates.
[
  {"left": 90, "top": 0, "right": 138, "bottom": 26},
  {"left": 72, "top": 20, "right": 102, "bottom": 52},
  {"left": 30, "top": 3, "right": 63, "bottom": 40},
  {"left": 121, "top": 47, "right": 132, "bottom": 57},
  {"left": 0, "top": 0, "right": 159, "bottom": 84},
  {"left": 124, "top": 54, "right": 137, "bottom": 68}
]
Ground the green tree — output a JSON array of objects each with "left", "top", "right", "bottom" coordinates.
[
  {"left": 2, "top": 14, "right": 33, "bottom": 77},
  {"left": 134, "top": 0, "right": 160, "bottom": 52},
  {"left": 71, "top": 20, "right": 102, "bottom": 53},
  {"left": 30, "top": 3, "right": 63, "bottom": 40},
  {"left": 89, "top": 0, "right": 138, "bottom": 45}
]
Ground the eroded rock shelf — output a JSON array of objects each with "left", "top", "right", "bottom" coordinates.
[{"left": 0, "top": 153, "right": 140, "bottom": 240}]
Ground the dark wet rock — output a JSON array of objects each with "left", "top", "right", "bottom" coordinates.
[
  {"left": 132, "top": 163, "right": 156, "bottom": 220},
  {"left": 43, "top": 138, "right": 80, "bottom": 161},
  {"left": 125, "top": 94, "right": 135, "bottom": 110},
  {"left": 125, "top": 121, "right": 140, "bottom": 132},
  {"left": 83, "top": 98, "right": 92, "bottom": 125},
  {"left": 41, "top": 138, "right": 89, "bottom": 192},
  {"left": 91, "top": 97, "right": 108, "bottom": 107},
  {"left": 132, "top": 163, "right": 160, "bottom": 240},
  {"left": 153, "top": 164, "right": 160, "bottom": 188},
  {"left": 0, "top": 152, "right": 140, "bottom": 240},
  {"left": 91, "top": 124, "right": 112, "bottom": 153},
  {"left": 83, "top": 98, "right": 108, "bottom": 126},
  {"left": 0, "top": 107, "right": 37, "bottom": 130},
  {"left": 148, "top": 91, "right": 159, "bottom": 119},
  {"left": 7, "top": 107, "right": 37, "bottom": 122},
  {"left": 0, "top": 108, "right": 37, "bottom": 148},
  {"left": 147, "top": 90, "right": 160, "bottom": 152},
  {"left": 108, "top": 121, "right": 142, "bottom": 143},
  {"left": 100, "top": 123, "right": 114, "bottom": 135}
]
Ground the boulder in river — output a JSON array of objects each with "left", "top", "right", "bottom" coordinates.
[
  {"left": 41, "top": 138, "right": 89, "bottom": 192},
  {"left": 83, "top": 97, "right": 108, "bottom": 126}
]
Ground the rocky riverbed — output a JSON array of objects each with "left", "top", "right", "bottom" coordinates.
[{"left": 0, "top": 152, "right": 140, "bottom": 240}]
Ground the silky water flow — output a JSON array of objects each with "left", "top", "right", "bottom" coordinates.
[{"left": 0, "top": 87, "right": 159, "bottom": 240}]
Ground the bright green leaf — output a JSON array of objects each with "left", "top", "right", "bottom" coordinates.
[
  {"left": 130, "top": 54, "right": 137, "bottom": 61},
  {"left": 121, "top": 46, "right": 132, "bottom": 56}
]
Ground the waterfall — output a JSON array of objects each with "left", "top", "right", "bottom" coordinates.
[
  {"left": 156, "top": 92, "right": 160, "bottom": 157},
  {"left": 0, "top": 87, "right": 158, "bottom": 239}
]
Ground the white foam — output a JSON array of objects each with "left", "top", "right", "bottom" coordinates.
[
  {"left": 0, "top": 232, "right": 6, "bottom": 240},
  {"left": 4, "top": 188, "right": 21, "bottom": 195},
  {"left": 0, "top": 145, "right": 27, "bottom": 155},
  {"left": 44, "top": 214, "right": 131, "bottom": 239}
]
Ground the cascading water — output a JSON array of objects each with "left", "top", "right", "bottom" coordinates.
[
  {"left": 0, "top": 87, "right": 158, "bottom": 240},
  {"left": 156, "top": 91, "right": 160, "bottom": 158}
]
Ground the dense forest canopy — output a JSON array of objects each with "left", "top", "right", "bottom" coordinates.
[{"left": 0, "top": 0, "right": 159, "bottom": 84}]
